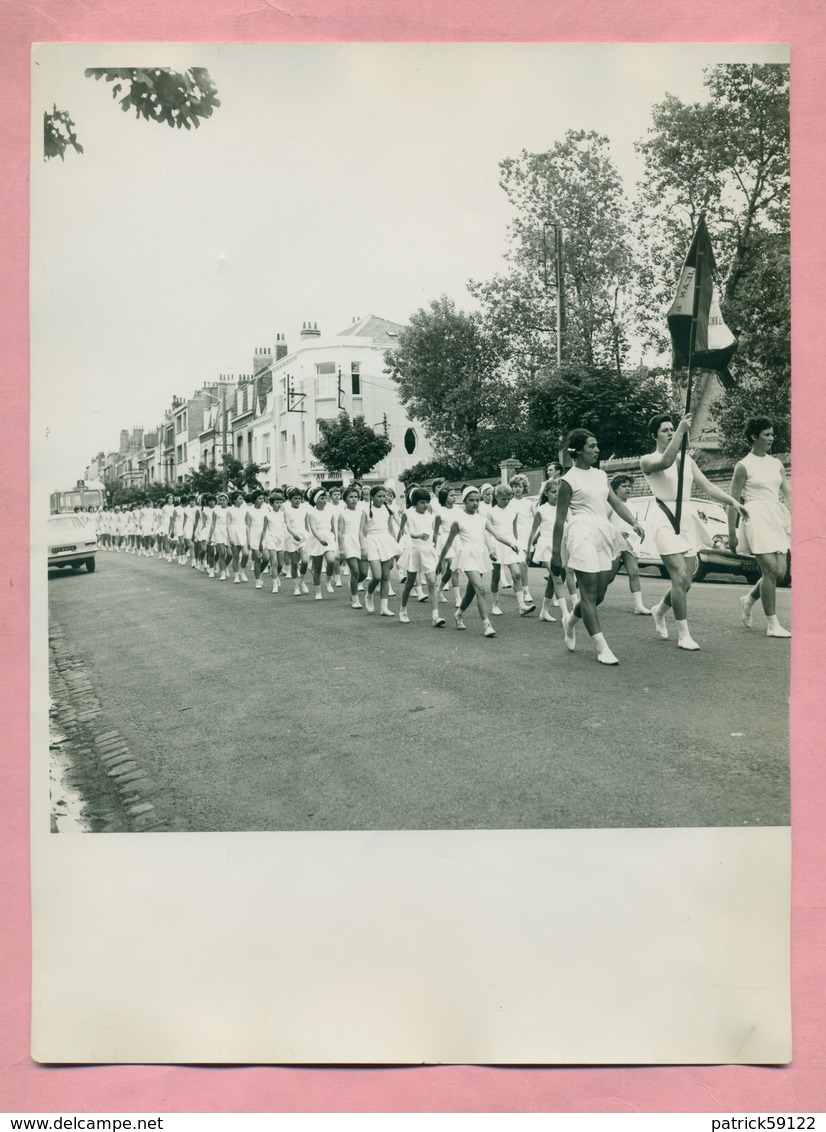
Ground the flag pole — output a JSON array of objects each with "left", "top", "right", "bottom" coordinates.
[{"left": 674, "top": 212, "right": 706, "bottom": 533}]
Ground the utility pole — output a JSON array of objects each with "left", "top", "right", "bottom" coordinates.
[{"left": 553, "top": 222, "right": 564, "bottom": 369}]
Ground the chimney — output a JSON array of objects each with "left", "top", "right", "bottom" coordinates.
[
  {"left": 119, "top": 429, "right": 129, "bottom": 453},
  {"left": 300, "top": 321, "right": 321, "bottom": 339},
  {"left": 275, "top": 332, "right": 288, "bottom": 361},
  {"left": 253, "top": 346, "right": 271, "bottom": 377},
  {"left": 132, "top": 426, "right": 144, "bottom": 448}
]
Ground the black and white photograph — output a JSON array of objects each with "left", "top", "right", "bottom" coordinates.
[{"left": 30, "top": 42, "right": 792, "bottom": 1065}]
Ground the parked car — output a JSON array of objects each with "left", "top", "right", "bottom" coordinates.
[
  {"left": 621, "top": 496, "right": 763, "bottom": 584},
  {"left": 47, "top": 513, "right": 97, "bottom": 573}
]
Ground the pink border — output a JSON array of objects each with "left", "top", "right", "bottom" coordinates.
[{"left": 5, "top": 1, "right": 824, "bottom": 1114}]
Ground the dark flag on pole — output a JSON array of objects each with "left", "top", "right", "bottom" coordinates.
[{"left": 667, "top": 214, "right": 738, "bottom": 386}]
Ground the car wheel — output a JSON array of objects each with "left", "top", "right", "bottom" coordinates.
[
  {"left": 658, "top": 565, "right": 670, "bottom": 579},
  {"left": 85, "top": 557, "right": 96, "bottom": 573},
  {"left": 691, "top": 559, "right": 708, "bottom": 582},
  {"left": 743, "top": 566, "right": 760, "bottom": 586},
  {"left": 70, "top": 562, "right": 82, "bottom": 571}
]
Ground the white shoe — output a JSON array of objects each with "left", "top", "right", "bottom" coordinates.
[
  {"left": 432, "top": 615, "right": 446, "bottom": 628},
  {"left": 293, "top": 586, "right": 301, "bottom": 596},
  {"left": 678, "top": 636, "right": 701, "bottom": 651},
  {"left": 520, "top": 602, "right": 536, "bottom": 617},
  {"left": 364, "top": 593, "right": 374, "bottom": 613},
  {"left": 651, "top": 604, "right": 669, "bottom": 640},
  {"left": 482, "top": 620, "right": 496, "bottom": 638},
  {"left": 597, "top": 646, "right": 619, "bottom": 665},
  {"left": 220, "top": 570, "right": 227, "bottom": 581},
  {"left": 524, "top": 591, "right": 534, "bottom": 604},
  {"left": 417, "top": 591, "right": 428, "bottom": 602},
  {"left": 387, "top": 588, "right": 396, "bottom": 598},
  {"left": 740, "top": 595, "right": 755, "bottom": 629},
  {"left": 399, "top": 610, "right": 410, "bottom": 623},
  {"left": 315, "top": 592, "right": 323, "bottom": 600},
  {"left": 491, "top": 604, "right": 503, "bottom": 616},
  {"left": 380, "top": 607, "right": 395, "bottom": 617},
  {"left": 271, "top": 582, "right": 278, "bottom": 593},
  {"left": 335, "top": 579, "right": 342, "bottom": 588},
  {"left": 634, "top": 606, "right": 652, "bottom": 616},
  {"left": 255, "top": 580, "right": 263, "bottom": 589},
  {"left": 767, "top": 623, "right": 791, "bottom": 638},
  {"left": 454, "top": 609, "right": 466, "bottom": 630},
  {"left": 439, "top": 591, "right": 448, "bottom": 603},
  {"left": 539, "top": 610, "right": 556, "bottom": 622},
  {"left": 233, "top": 574, "right": 240, "bottom": 584},
  {"left": 326, "top": 582, "right": 335, "bottom": 593},
  {"left": 562, "top": 611, "right": 577, "bottom": 651},
  {"left": 240, "top": 571, "right": 248, "bottom": 582},
  {"left": 300, "top": 582, "right": 309, "bottom": 594},
  {"left": 357, "top": 583, "right": 365, "bottom": 592},
  {"left": 351, "top": 598, "right": 363, "bottom": 609}
]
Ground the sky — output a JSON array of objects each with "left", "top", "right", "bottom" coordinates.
[{"left": 30, "top": 42, "right": 788, "bottom": 487}]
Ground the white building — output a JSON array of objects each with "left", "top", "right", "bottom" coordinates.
[{"left": 254, "top": 315, "right": 433, "bottom": 490}]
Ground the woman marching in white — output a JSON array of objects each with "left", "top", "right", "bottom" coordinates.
[
  {"left": 728, "top": 416, "right": 791, "bottom": 637},
  {"left": 641, "top": 413, "right": 748, "bottom": 650},
  {"left": 396, "top": 488, "right": 446, "bottom": 627},
  {"left": 360, "top": 485, "right": 401, "bottom": 616},
  {"left": 551, "top": 429, "right": 646, "bottom": 665},
  {"left": 526, "top": 478, "right": 569, "bottom": 622},
  {"left": 437, "top": 486, "right": 520, "bottom": 638},
  {"left": 337, "top": 486, "right": 368, "bottom": 608},
  {"left": 305, "top": 487, "right": 337, "bottom": 600}
]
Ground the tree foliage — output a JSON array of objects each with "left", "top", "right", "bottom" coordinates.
[
  {"left": 385, "top": 296, "right": 535, "bottom": 470},
  {"left": 309, "top": 413, "right": 393, "bottom": 482},
  {"left": 635, "top": 63, "right": 790, "bottom": 455},
  {"left": 526, "top": 365, "right": 674, "bottom": 460},
  {"left": 480, "top": 131, "right": 634, "bottom": 373},
  {"left": 85, "top": 67, "right": 221, "bottom": 131},
  {"left": 43, "top": 106, "right": 84, "bottom": 161}
]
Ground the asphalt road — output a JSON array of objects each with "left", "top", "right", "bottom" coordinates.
[{"left": 47, "top": 553, "right": 791, "bottom": 831}]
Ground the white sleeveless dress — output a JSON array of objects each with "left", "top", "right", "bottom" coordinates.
[
  {"left": 561, "top": 466, "right": 626, "bottom": 572},
  {"left": 642, "top": 454, "right": 708, "bottom": 557},
  {"left": 736, "top": 453, "right": 790, "bottom": 555}
]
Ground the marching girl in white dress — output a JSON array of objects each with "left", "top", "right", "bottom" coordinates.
[
  {"left": 396, "top": 488, "right": 446, "bottom": 627},
  {"left": 305, "top": 487, "right": 337, "bottom": 600},
  {"left": 641, "top": 413, "right": 748, "bottom": 651},
  {"left": 284, "top": 487, "right": 311, "bottom": 596},
  {"left": 552, "top": 429, "right": 646, "bottom": 665},
  {"left": 728, "top": 417, "right": 791, "bottom": 637},
  {"left": 432, "top": 485, "right": 462, "bottom": 607},
  {"left": 360, "top": 485, "right": 401, "bottom": 616},
  {"left": 196, "top": 496, "right": 214, "bottom": 574},
  {"left": 260, "top": 489, "right": 288, "bottom": 594},
  {"left": 245, "top": 492, "right": 268, "bottom": 589},
  {"left": 509, "top": 474, "right": 537, "bottom": 605},
  {"left": 394, "top": 485, "right": 428, "bottom": 602},
  {"left": 488, "top": 484, "right": 535, "bottom": 617},
  {"left": 208, "top": 492, "right": 231, "bottom": 580},
  {"left": 437, "top": 486, "right": 520, "bottom": 637},
  {"left": 227, "top": 492, "right": 250, "bottom": 583},
  {"left": 608, "top": 473, "right": 651, "bottom": 616},
  {"left": 526, "top": 479, "right": 569, "bottom": 622},
  {"left": 337, "top": 486, "right": 368, "bottom": 609},
  {"left": 327, "top": 486, "right": 346, "bottom": 586}
]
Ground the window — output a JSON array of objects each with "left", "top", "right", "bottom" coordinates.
[
  {"left": 351, "top": 362, "right": 361, "bottom": 395},
  {"left": 281, "top": 430, "right": 288, "bottom": 466},
  {"left": 183, "top": 442, "right": 188, "bottom": 462},
  {"left": 301, "top": 420, "right": 306, "bottom": 459},
  {"left": 404, "top": 428, "right": 417, "bottom": 454},
  {"left": 315, "top": 362, "right": 336, "bottom": 375},
  {"left": 291, "top": 435, "right": 296, "bottom": 460}
]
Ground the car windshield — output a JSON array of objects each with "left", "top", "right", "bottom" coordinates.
[{"left": 49, "top": 516, "right": 85, "bottom": 534}]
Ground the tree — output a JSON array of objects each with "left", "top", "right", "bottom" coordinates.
[
  {"left": 44, "top": 67, "right": 221, "bottom": 161},
  {"left": 43, "top": 106, "right": 84, "bottom": 161},
  {"left": 309, "top": 413, "right": 392, "bottom": 482},
  {"left": 218, "top": 455, "right": 263, "bottom": 493},
  {"left": 480, "top": 131, "right": 635, "bottom": 374},
  {"left": 634, "top": 64, "right": 790, "bottom": 450},
  {"left": 634, "top": 64, "right": 789, "bottom": 352},
  {"left": 526, "top": 364, "right": 674, "bottom": 460},
  {"left": 186, "top": 461, "right": 223, "bottom": 496},
  {"left": 385, "top": 296, "right": 528, "bottom": 469}
]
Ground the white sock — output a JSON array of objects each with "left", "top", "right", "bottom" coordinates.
[
  {"left": 633, "top": 591, "right": 647, "bottom": 612},
  {"left": 675, "top": 619, "right": 692, "bottom": 642}
]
